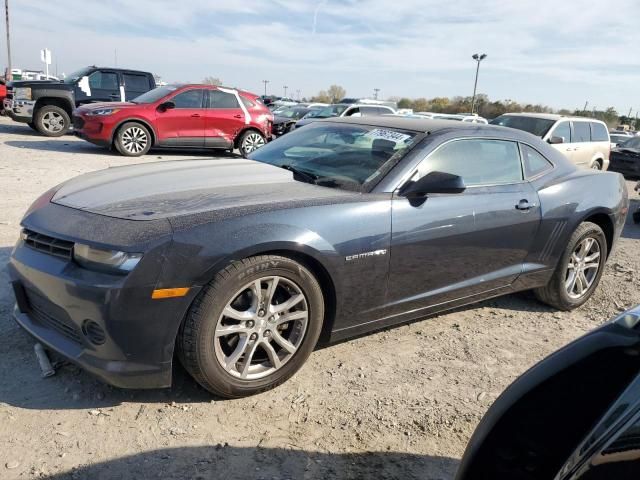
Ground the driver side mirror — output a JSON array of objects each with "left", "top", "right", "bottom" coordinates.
[
  {"left": 548, "top": 136, "right": 565, "bottom": 144},
  {"left": 399, "top": 171, "right": 466, "bottom": 198},
  {"left": 157, "top": 101, "right": 175, "bottom": 112}
]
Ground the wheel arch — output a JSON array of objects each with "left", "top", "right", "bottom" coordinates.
[
  {"left": 111, "top": 118, "right": 158, "bottom": 147},
  {"left": 233, "top": 126, "right": 266, "bottom": 149},
  {"left": 581, "top": 210, "right": 614, "bottom": 259},
  {"left": 34, "top": 97, "right": 74, "bottom": 117}
]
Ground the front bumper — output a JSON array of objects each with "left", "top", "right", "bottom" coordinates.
[
  {"left": 4, "top": 99, "right": 35, "bottom": 123},
  {"left": 8, "top": 205, "right": 192, "bottom": 389},
  {"left": 610, "top": 155, "right": 640, "bottom": 177},
  {"left": 72, "top": 114, "right": 112, "bottom": 147}
]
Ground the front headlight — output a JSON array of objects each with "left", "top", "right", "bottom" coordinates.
[
  {"left": 14, "top": 87, "right": 32, "bottom": 100},
  {"left": 87, "top": 108, "right": 120, "bottom": 116},
  {"left": 73, "top": 243, "right": 142, "bottom": 274}
]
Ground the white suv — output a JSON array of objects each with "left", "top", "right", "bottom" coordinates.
[{"left": 490, "top": 113, "right": 610, "bottom": 170}]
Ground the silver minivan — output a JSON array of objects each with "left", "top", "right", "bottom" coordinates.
[{"left": 490, "top": 113, "right": 610, "bottom": 170}]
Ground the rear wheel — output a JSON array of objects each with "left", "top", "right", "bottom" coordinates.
[
  {"left": 177, "top": 255, "right": 324, "bottom": 398},
  {"left": 591, "top": 160, "right": 603, "bottom": 170},
  {"left": 238, "top": 130, "right": 265, "bottom": 157},
  {"left": 115, "top": 122, "right": 151, "bottom": 157},
  {"left": 34, "top": 105, "right": 70, "bottom": 137},
  {"left": 534, "top": 222, "right": 607, "bottom": 310}
]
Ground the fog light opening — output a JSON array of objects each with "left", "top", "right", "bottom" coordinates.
[{"left": 82, "top": 320, "right": 106, "bottom": 345}]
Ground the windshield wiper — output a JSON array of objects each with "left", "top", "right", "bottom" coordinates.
[{"left": 279, "top": 164, "right": 317, "bottom": 184}]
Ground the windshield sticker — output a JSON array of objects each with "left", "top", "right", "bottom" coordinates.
[{"left": 364, "top": 129, "right": 411, "bottom": 143}]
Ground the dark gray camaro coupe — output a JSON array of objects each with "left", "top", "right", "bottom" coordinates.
[{"left": 8, "top": 117, "right": 629, "bottom": 397}]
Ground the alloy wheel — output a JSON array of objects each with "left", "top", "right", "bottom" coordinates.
[
  {"left": 214, "top": 276, "right": 308, "bottom": 380},
  {"left": 591, "top": 162, "right": 602, "bottom": 170},
  {"left": 565, "top": 236, "right": 601, "bottom": 299},
  {"left": 121, "top": 127, "right": 148, "bottom": 154},
  {"left": 242, "top": 133, "right": 265, "bottom": 154},
  {"left": 42, "top": 112, "right": 65, "bottom": 133}
]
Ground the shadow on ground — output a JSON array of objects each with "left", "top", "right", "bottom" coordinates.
[{"left": 40, "top": 446, "right": 460, "bottom": 480}]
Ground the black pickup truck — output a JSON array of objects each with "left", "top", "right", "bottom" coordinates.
[{"left": 3, "top": 66, "right": 156, "bottom": 136}]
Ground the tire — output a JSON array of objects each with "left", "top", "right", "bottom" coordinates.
[
  {"left": 34, "top": 105, "right": 70, "bottom": 137},
  {"left": 177, "top": 255, "right": 324, "bottom": 398},
  {"left": 591, "top": 160, "right": 603, "bottom": 170},
  {"left": 238, "top": 130, "right": 266, "bottom": 158},
  {"left": 534, "top": 221, "right": 607, "bottom": 310},
  {"left": 114, "top": 122, "right": 151, "bottom": 157},
  {"left": 27, "top": 122, "right": 37, "bottom": 131}
]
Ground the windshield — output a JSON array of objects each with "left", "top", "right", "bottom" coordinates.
[
  {"left": 131, "top": 85, "right": 178, "bottom": 104},
  {"left": 304, "top": 105, "right": 348, "bottom": 119},
  {"left": 63, "top": 67, "right": 92, "bottom": 84},
  {"left": 277, "top": 108, "right": 309, "bottom": 119},
  {"left": 490, "top": 115, "right": 556, "bottom": 137},
  {"left": 248, "top": 122, "right": 419, "bottom": 192},
  {"left": 620, "top": 137, "right": 640, "bottom": 149}
]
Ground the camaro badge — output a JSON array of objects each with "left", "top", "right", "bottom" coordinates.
[{"left": 345, "top": 249, "right": 388, "bottom": 262}]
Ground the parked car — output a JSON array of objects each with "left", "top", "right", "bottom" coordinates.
[
  {"left": 272, "top": 107, "right": 315, "bottom": 136},
  {"left": 9, "top": 117, "right": 628, "bottom": 398},
  {"left": 609, "top": 136, "right": 640, "bottom": 177},
  {"left": 490, "top": 113, "right": 611, "bottom": 170},
  {"left": 3, "top": 66, "right": 156, "bottom": 137},
  {"left": 294, "top": 103, "right": 396, "bottom": 129},
  {"left": 610, "top": 133, "right": 633, "bottom": 148},
  {"left": 73, "top": 84, "right": 272, "bottom": 157},
  {"left": 457, "top": 305, "right": 640, "bottom": 480},
  {"left": 415, "top": 112, "right": 489, "bottom": 124},
  {"left": 0, "top": 79, "right": 6, "bottom": 115}
]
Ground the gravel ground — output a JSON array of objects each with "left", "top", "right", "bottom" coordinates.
[{"left": 0, "top": 116, "right": 638, "bottom": 480}]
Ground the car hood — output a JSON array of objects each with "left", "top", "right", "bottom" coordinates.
[
  {"left": 75, "top": 102, "right": 138, "bottom": 112},
  {"left": 51, "top": 159, "right": 357, "bottom": 220}
]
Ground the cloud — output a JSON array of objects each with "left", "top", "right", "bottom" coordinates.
[{"left": 4, "top": 0, "right": 640, "bottom": 111}]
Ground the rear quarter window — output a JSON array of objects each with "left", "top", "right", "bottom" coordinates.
[
  {"left": 590, "top": 122, "right": 609, "bottom": 142},
  {"left": 521, "top": 144, "right": 553, "bottom": 178}
]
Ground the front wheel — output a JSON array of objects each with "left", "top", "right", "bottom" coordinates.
[
  {"left": 534, "top": 221, "right": 607, "bottom": 310},
  {"left": 238, "top": 130, "right": 266, "bottom": 158},
  {"left": 591, "top": 160, "right": 603, "bottom": 170},
  {"left": 114, "top": 122, "right": 151, "bottom": 156},
  {"left": 34, "top": 105, "right": 70, "bottom": 137},
  {"left": 177, "top": 255, "right": 324, "bottom": 398}
]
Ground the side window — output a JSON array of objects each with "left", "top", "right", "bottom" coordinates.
[
  {"left": 360, "top": 106, "right": 379, "bottom": 116},
  {"left": 552, "top": 122, "right": 571, "bottom": 142},
  {"left": 344, "top": 107, "right": 360, "bottom": 117},
  {"left": 241, "top": 96, "right": 255, "bottom": 108},
  {"left": 172, "top": 89, "right": 204, "bottom": 108},
  {"left": 573, "top": 122, "right": 591, "bottom": 142},
  {"left": 417, "top": 139, "right": 523, "bottom": 186},
  {"left": 88, "top": 71, "right": 118, "bottom": 90},
  {"left": 521, "top": 144, "right": 553, "bottom": 178},
  {"left": 590, "top": 122, "right": 609, "bottom": 142},
  {"left": 123, "top": 74, "right": 150, "bottom": 91},
  {"left": 210, "top": 90, "right": 240, "bottom": 109}
]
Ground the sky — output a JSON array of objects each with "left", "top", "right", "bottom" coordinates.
[{"left": 3, "top": 0, "right": 640, "bottom": 113}]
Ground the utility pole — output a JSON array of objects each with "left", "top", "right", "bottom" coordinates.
[
  {"left": 296, "top": 89, "right": 300, "bottom": 101},
  {"left": 582, "top": 101, "right": 588, "bottom": 115},
  {"left": 373, "top": 88, "right": 380, "bottom": 100},
  {"left": 628, "top": 107, "right": 633, "bottom": 120},
  {"left": 4, "top": 0, "right": 11, "bottom": 80},
  {"left": 470, "top": 53, "right": 487, "bottom": 114},
  {"left": 262, "top": 79, "right": 269, "bottom": 97},
  {"left": 114, "top": 49, "right": 117, "bottom": 67},
  {"left": 283, "top": 85, "right": 288, "bottom": 97}
]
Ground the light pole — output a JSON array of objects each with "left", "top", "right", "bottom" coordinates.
[
  {"left": 373, "top": 88, "right": 380, "bottom": 100},
  {"left": 283, "top": 85, "right": 288, "bottom": 98},
  {"left": 470, "top": 53, "right": 487, "bottom": 114},
  {"left": 262, "top": 80, "right": 269, "bottom": 97},
  {"left": 5, "top": 0, "right": 11, "bottom": 81},
  {"left": 296, "top": 89, "right": 301, "bottom": 101}
]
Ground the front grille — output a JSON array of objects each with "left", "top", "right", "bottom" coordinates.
[
  {"left": 72, "top": 115, "right": 85, "bottom": 130},
  {"left": 22, "top": 228, "right": 74, "bottom": 260},
  {"left": 25, "top": 289, "right": 83, "bottom": 345}
]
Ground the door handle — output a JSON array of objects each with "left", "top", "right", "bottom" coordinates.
[
  {"left": 191, "top": 113, "right": 201, "bottom": 117},
  {"left": 233, "top": 114, "right": 243, "bottom": 119},
  {"left": 515, "top": 199, "right": 535, "bottom": 211}
]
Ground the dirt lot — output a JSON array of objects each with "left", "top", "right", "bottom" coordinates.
[{"left": 0, "top": 115, "right": 638, "bottom": 480}]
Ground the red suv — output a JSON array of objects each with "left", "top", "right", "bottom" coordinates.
[{"left": 73, "top": 84, "right": 273, "bottom": 157}]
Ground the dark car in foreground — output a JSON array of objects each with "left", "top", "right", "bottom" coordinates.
[
  {"left": 457, "top": 305, "right": 640, "bottom": 480},
  {"left": 73, "top": 84, "right": 272, "bottom": 157},
  {"left": 8, "top": 117, "right": 628, "bottom": 398},
  {"left": 609, "top": 136, "right": 640, "bottom": 177},
  {"left": 4, "top": 66, "right": 156, "bottom": 136}
]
